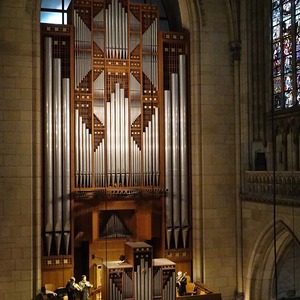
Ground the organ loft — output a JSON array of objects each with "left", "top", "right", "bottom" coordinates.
[{"left": 41, "top": 0, "right": 217, "bottom": 298}]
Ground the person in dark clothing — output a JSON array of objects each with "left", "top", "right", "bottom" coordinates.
[
  {"left": 66, "top": 277, "right": 80, "bottom": 300},
  {"left": 176, "top": 271, "right": 187, "bottom": 296}
]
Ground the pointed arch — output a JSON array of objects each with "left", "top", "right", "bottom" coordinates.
[{"left": 245, "top": 220, "right": 300, "bottom": 300}]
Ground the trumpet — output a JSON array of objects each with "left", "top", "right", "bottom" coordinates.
[{"left": 74, "top": 283, "right": 83, "bottom": 291}]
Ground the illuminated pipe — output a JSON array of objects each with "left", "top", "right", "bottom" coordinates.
[
  {"left": 155, "top": 107, "right": 159, "bottom": 185},
  {"left": 78, "top": 115, "right": 83, "bottom": 187},
  {"left": 141, "top": 258, "right": 145, "bottom": 299},
  {"left": 172, "top": 73, "right": 180, "bottom": 249},
  {"left": 53, "top": 58, "right": 62, "bottom": 254},
  {"left": 151, "top": 110, "right": 156, "bottom": 185},
  {"left": 82, "top": 122, "right": 86, "bottom": 187},
  {"left": 122, "top": 7, "right": 126, "bottom": 58},
  {"left": 111, "top": 2, "right": 115, "bottom": 58},
  {"left": 109, "top": 278, "right": 113, "bottom": 299},
  {"left": 164, "top": 90, "right": 173, "bottom": 249},
  {"left": 120, "top": 88, "right": 125, "bottom": 185},
  {"left": 45, "top": 233, "right": 52, "bottom": 257},
  {"left": 179, "top": 55, "right": 189, "bottom": 248},
  {"left": 94, "top": 146, "right": 98, "bottom": 187},
  {"left": 134, "top": 269, "right": 138, "bottom": 300},
  {"left": 115, "top": 84, "right": 121, "bottom": 185},
  {"left": 111, "top": 93, "right": 116, "bottom": 185},
  {"left": 148, "top": 120, "right": 152, "bottom": 185},
  {"left": 87, "top": 127, "right": 92, "bottom": 187},
  {"left": 62, "top": 78, "right": 70, "bottom": 238},
  {"left": 131, "top": 137, "right": 134, "bottom": 185},
  {"left": 75, "top": 109, "right": 79, "bottom": 187},
  {"left": 144, "top": 125, "right": 148, "bottom": 185},
  {"left": 44, "top": 37, "right": 53, "bottom": 237},
  {"left": 101, "top": 140, "right": 105, "bottom": 186},
  {"left": 107, "top": 102, "right": 111, "bottom": 186},
  {"left": 125, "top": 97, "right": 130, "bottom": 185},
  {"left": 105, "top": 6, "right": 109, "bottom": 57}
]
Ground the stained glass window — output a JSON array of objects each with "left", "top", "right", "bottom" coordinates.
[{"left": 272, "top": 0, "right": 300, "bottom": 110}]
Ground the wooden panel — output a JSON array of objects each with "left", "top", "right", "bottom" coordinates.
[
  {"left": 176, "top": 294, "right": 222, "bottom": 300},
  {"left": 42, "top": 267, "right": 73, "bottom": 291}
]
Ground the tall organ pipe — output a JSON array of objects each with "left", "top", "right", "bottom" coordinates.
[
  {"left": 53, "top": 58, "right": 63, "bottom": 254},
  {"left": 62, "top": 78, "right": 71, "bottom": 252},
  {"left": 115, "top": 84, "right": 121, "bottom": 185},
  {"left": 164, "top": 90, "right": 173, "bottom": 249},
  {"left": 75, "top": 109, "right": 79, "bottom": 187},
  {"left": 106, "top": 0, "right": 128, "bottom": 59},
  {"left": 44, "top": 37, "right": 54, "bottom": 247},
  {"left": 154, "top": 107, "right": 159, "bottom": 185},
  {"left": 171, "top": 73, "right": 180, "bottom": 249},
  {"left": 107, "top": 103, "right": 111, "bottom": 185},
  {"left": 179, "top": 55, "right": 189, "bottom": 247},
  {"left": 125, "top": 97, "right": 130, "bottom": 184}
]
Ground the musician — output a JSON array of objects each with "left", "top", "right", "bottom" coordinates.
[
  {"left": 176, "top": 271, "right": 187, "bottom": 296},
  {"left": 78, "top": 275, "right": 93, "bottom": 300},
  {"left": 66, "top": 277, "right": 81, "bottom": 300}
]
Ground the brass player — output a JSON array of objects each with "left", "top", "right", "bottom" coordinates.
[
  {"left": 176, "top": 271, "right": 187, "bottom": 296},
  {"left": 66, "top": 277, "right": 82, "bottom": 300},
  {"left": 78, "top": 275, "right": 93, "bottom": 300}
]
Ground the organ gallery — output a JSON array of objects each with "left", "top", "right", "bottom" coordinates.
[{"left": 41, "top": 0, "right": 194, "bottom": 298}]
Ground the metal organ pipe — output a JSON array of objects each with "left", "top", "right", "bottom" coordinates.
[
  {"left": 142, "top": 107, "right": 159, "bottom": 186},
  {"left": 44, "top": 37, "right": 53, "bottom": 255},
  {"left": 164, "top": 56, "right": 189, "bottom": 250},
  {"left": 179, "top": 55, "right": 189, "bottom": 248},
  {"left": 142, "top": 18, "right": 158, "bottom": 89},
  {"left": 171, "top": 73, "right": 180, "bottom": 249},
  {"left": 62, "top": 78, "right": 71, "bottom": 253},
  {"left": 53, "top": 58, "right": 63, "bottom": 255},
  {"left": 75, "top": 110, "right": 93, "bottom": 188},
  {"left": 125, "top": 97, "right": 130, "bottom": 184},
  {"left": 106, "top": 0, "right": 128, "bottom": 59},
  {"left": 105, "top": 83, "right": 131, "bottom": 187},
  {"left": 95, "top": 139, "right": 105, "bottom": 187},
  {"left": 164, "top": 90, "right": 173, "bottom": 249},
  {"left": 43, "top": 47, "right": 71, "bottom": 256}
]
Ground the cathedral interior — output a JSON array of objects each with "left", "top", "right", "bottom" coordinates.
[{"left": 0, "top": 0, "right": 300, "bottom": 300}]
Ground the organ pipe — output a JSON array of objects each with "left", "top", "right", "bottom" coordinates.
[
  {"left": 106, "top": 0, "right": 128, "bottom": 59},
  {"left": 164, "top": 90, "right": 173, "bottom": 249},
  {"left": 43, "top": 36, "right": 71, "bottom": 255},
  {"left": 75, "top": 109, "right": 93, "bottom": 188},
  {"left": 53, "top": 58, "right": 63, "bottom": 254},
  {"left": 164, "top": 56, "right": 189, "bottom": 249},
  {"left": 62, "top": 78, "right": 71, "bottom": 252},
  {"left": 44, "top": 37, "right": 53, "bottom": 237},
  {"left": 179, "top": 55, "right": 189, "bottom": 248},
  {"left": 171, "top": 73, "right": 180, "bottom": 249}
]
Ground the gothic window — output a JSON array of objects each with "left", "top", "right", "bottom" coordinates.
[{"left": 272, "top": 0, "right": 300, "bottom": 110}]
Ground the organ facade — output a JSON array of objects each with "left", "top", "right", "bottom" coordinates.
[{"left": 41, "top": 0, "right": 191, "bottom": 295}]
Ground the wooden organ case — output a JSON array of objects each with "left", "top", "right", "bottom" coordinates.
[{"left": 41, "top": 0, "right": 191, "bottom": 293}]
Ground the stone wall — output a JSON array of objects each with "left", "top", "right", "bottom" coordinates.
[{"left": 0, "top": 0, "right": 41, "bottom": 299}]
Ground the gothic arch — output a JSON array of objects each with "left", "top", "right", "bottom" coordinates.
[{"left": 245, "top": 220, "right": 300, "bottom": 300}]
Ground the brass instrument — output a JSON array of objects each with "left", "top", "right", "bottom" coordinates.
[
  {"left": 176, "top": 272, "right": 187, "bottom": 285},
  {"left": 74, "top": 283, "right": 83, "bottom": 291}
]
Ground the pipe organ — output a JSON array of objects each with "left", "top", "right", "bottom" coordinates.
[
  {"left": 43, "top": 35, "right": 71, "bottom": 257},
  {"left": 102, "top": 242, "right": 176, "bottom": 300},
  {"left": 41, "top": 0, "right": 191, "bottom": 290}
]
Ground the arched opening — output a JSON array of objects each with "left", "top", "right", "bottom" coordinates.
[{"left": 246, "top": 220, "right": 300, "bottom": 300}]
